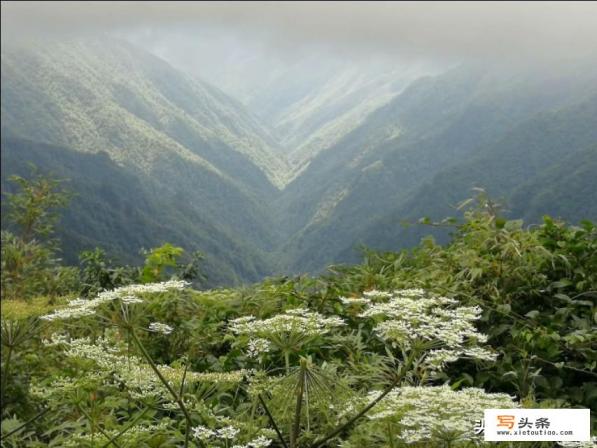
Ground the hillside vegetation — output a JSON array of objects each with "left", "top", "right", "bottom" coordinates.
[
  {"left": 2, "top": 38, "right": 597, "bottom": 285},
  {"left": 1, "top": 196, "right": 595, "bottom": 446}
]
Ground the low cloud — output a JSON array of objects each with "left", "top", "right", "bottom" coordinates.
[{"left": 2, "top": 1, "right": 597, "bottom": 63}]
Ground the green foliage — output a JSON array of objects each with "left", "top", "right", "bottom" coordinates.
[
  {"left": 141, "top": 243, "right": 184, "bottom": 283},
  {"left": 139, "top": 245, "right": 206, "bottom": 286},
  {"left": 4, "top": 167, "right": 71, "bottom": 243},
  {"left": 1, "top": 231, "right": 53, "bottom": 300},
  {"left": 176, "top": 250, "right": 207, "bottom": 284},
  {"left": 1, "top": 169, "right": 74, "bottom": 300},
  {"left": 1, "top": 196, "right": 595, "bottom": 446},
  {"left": 1, "top": 137, "right": 276, "bottom": 288},
  {"left": 78, "top": 248, "right": 140, "bottom": 297},
  {"left": 330, "top": 194, "right": 597, "bottom": 415}
]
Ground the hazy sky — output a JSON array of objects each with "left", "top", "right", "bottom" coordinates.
[
  {"left": 3, "top": 1, "right": 597, "bottom": 97},
  {"left": 3, "top": 1, "right": 597, "bottom": 60}
]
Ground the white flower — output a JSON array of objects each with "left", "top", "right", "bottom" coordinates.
[
  {"left": 349, "top": 385, "right": 516, "bottom": 444},
  {"left": 339, "top": 296, "right": 370, "bottom": 306},
  {"left": 40, "top": 334, "right": 248, "bottom": 402},
  {"left": 42, "top": 333, "right": 69, "bottom": 346},
  {"left": 192, "top": 425, "right": 215, "bottom": 440},
  {"left": 353, "top": 289, "right": 493, "bottom": 370},
  {"left": 60, "top": 420, "right": 172, "bottom": 447},
  {"left": 247, "top": 338, "right": 271, "bottom": 358},
  {"left": 363, "top": 290, "right": 393, "bottom": 298},
  {"left": 229, "top": 309, "right": 345, "bottom": 339},
  {"left": 148, "top": 322, "right": 174, "bottom": 335},
  {"left": 557, "top": 436, "right": 597, "bottom": 448},
  {"left": 558, "top": 438, "right": 597, "bottom": 448},
  {"left": 121, "top": 295, "right": 143, "bottom": 304},
  {"left": 217, "top": 425, "right": 240, "bottom": 439},
  {"left": 40, "top": 280, "right": 189, "bottom": 321},
  {"left": 230, "top": 315, "right": 256, "bottom": 325},
  {"left": 248, "top": 435, "right": 273, "bottom": 447}
]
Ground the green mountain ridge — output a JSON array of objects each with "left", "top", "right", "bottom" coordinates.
[
  {"left": 1, "top": 38, "right": 291, "bottom": 286},
  {"left": 340, "top": 98, "right": 597, "bottom": 265},
  {"left": 278, "top": 66, "right": 597, "bottom": 272},
  {"left": 1, "top": 37, "right": 290, "bottom": 190},
  {"left": 2, "top": 38, "right": 596, "bottom": 285},
  {"left": 0, "top": 137, "right": 280, "bottom": 286}
]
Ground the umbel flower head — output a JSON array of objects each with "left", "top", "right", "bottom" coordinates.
[
  {"left": 38, "top": 333, "right": 249, "bottom": 402},
  {"left": 229, "top": 308, "right": 345, "bottom": 339},
  {"left": 345, "top": 385, "right": 517, "bottom": 445},
  {"left": 191, "top": 422, "right": 272, "bottom": 448},
  {"left": 148, "top": 322, "right": 174, "bottom": 335},
  {"left": 246, "top": 338, "right": 271, "bottom": 358},
  {"left": 40, "top": 280, "right": 189, "bottom": 321},
  {"left": 346, "top": 289, "right": 496, "bottom": 371},
  {"left": 228, "top": 308, "right": 346, "bottom": 357}
]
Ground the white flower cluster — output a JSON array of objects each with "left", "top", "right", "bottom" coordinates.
[
  {"left": 191, "top": 424, "right": 271, "bottom": 448},
  {"left": 246, "top": 338, "right": 271, "bottom": 358},
  {"left": 244, "top": 435, "right": 273, "bottom": 448},
  {"left": 229, "top": 308, "right": 345, "bottom": 338},
  {"left": 40, "top": 280, "right": 189, "bottom": 321},
  {"left": 192, "top": 425, "right": 216, "bottom": 440},
  {"left": 61, "top": 420, "right": 173, "bottom": 447},
  {"left": 350, "top": 289, "right": 495, "bottom": 367},
  {"left": 363, "top": 289, "right": 395, "bottom": 299},
  {"left": 351, "top": 385, "right": 516, "bottom": 444},
  {"left": 338, "top": 296, "right": 370, "bottom": 306},
  {"left": 148, "top": 322, "right": 174, "bottom": 335},
  {"left": 30, "top": 373, "right": 104, "bottom": 401},
  {"left": 39, "top": 334, "right": 248, "bottom": 401},
  {"left": 162, "top": 369, "right": 250, "bottom": 385}
]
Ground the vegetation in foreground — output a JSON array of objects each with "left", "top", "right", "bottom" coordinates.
[{"left": 0, "top": 175, "right": 596, "bottom": 447}]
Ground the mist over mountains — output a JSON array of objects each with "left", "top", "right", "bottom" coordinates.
[{"left": 2, "top": 35, "right": 596, "bottom": 286}]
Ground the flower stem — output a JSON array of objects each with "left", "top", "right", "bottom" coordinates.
[
  {"left": 0, "top": 407, "right": 49, "bottom": 440},
  {"left": 129, "top": 328, "right": 202, "bottom": 448},
  {"left": 290, "top": 362, "right": 306, "bottom": 448},
  {"left": 310, "top": 375, "right": 400, "bottom": 448},
  {"left": 258, "top": 394, "right": 289, "bottom": 448},
  {"left": 1, "top": 344, "right": 13, "bottom": 413},
  {"left": 284, "top": 351, "right": 291, "bottom": 375},
  {"left": 78, "top": 405, "right": 123, "bottom": 448},
  {"left": 310, "top": 352, "right": 415, "bottom": 448}
]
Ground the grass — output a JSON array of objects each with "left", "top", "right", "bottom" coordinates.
[{"left": 1, "top": 296, "right": 71, "bottom": 320}]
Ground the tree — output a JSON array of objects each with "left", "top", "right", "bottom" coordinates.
[
  {"left": 1, "top": 167, "right": 72, "bottom": 300},
  {"left": 4, "top": 167, "right": 71, "bottom": 243},
  {"left": 141, "top": 243, "right": 185, "bottom": 283}
]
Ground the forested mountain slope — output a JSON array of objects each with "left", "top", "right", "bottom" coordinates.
[
  {"left": 0, "top": 137, "right": 277, "bottom": 286},
  {"left": 213, "top": 55, "right": 432, "bottom": 177},
  {"left": 1, "top": 37, "right": 289, "bottom": 190},
  {"left": 2, "top": 38, "right": 596, "bottom": 284},
  {"left": 344, "top": 98, "right": 597, "bottom": 262},
  {"left": 279, "top": 66, "right": 597, "bottom": 272},
  {"left": 1, "top": 38, "right": 291, "bottom": 286}
]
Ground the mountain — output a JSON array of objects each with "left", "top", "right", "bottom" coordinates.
[
  {"left": 201, "top": 54, "right": 436, "bottom": 178},
  {"left": 509, "top": 144, "right": 597, "bottom": 223},
  {"left": 248, "top": 62, "right": 430, "bottom": 172},
  {"left": 1, "top": 37, "right": 290, "bottom": 189},
  {"left": 1, "top": 37, "right": 291, "bottom": 286},
  {"left": 0, "top": 137, "right": 274, "bottom": 286},
  {"left": 2, "top": 37, "right": 596, "bottom": 285},
  {"left": 350, "top": 98, "right": 597, "bottom": 256},
  {"left": 278, "top": 64, "right": 597, "bottom": 272}
]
